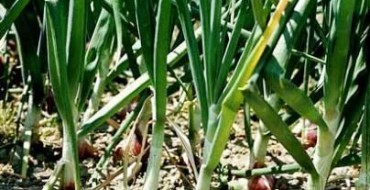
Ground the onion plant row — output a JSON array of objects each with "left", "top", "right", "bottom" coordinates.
[{"left": 0, "top": 0, "right": 369, "bottom": 189}]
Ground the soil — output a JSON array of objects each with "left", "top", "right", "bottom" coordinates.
[{"left": 0, "top": 105, "right": 361, "bottom": 189}]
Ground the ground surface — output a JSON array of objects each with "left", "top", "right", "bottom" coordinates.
[{"left": 0, "top": 106, "right": 361, "bottom": 189}]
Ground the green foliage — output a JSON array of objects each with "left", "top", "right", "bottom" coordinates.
[{"left": 0, "top": 0, "right": 369, "bottom": 189}]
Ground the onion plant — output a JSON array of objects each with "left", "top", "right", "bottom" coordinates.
[
  {"left": 44, "top": 0, "right": 85, "bottom": 188},
  {"left": 358, "top": 75, "right": 370, "bottom": 189},
  {"left": 1, "top": 0, "right": 370, "bottom": 189},
  {"left": 138, "top": 0, "right": 172, "bottom": 189},
  {"left": 12, "top": 2, "right": 45, "bottom": 177},
  {"left": 357, "top": 26, "right": 370, "bottom": 189},
  {"left": 177, "top": 0, "right": 369, "bottom": 189}
]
